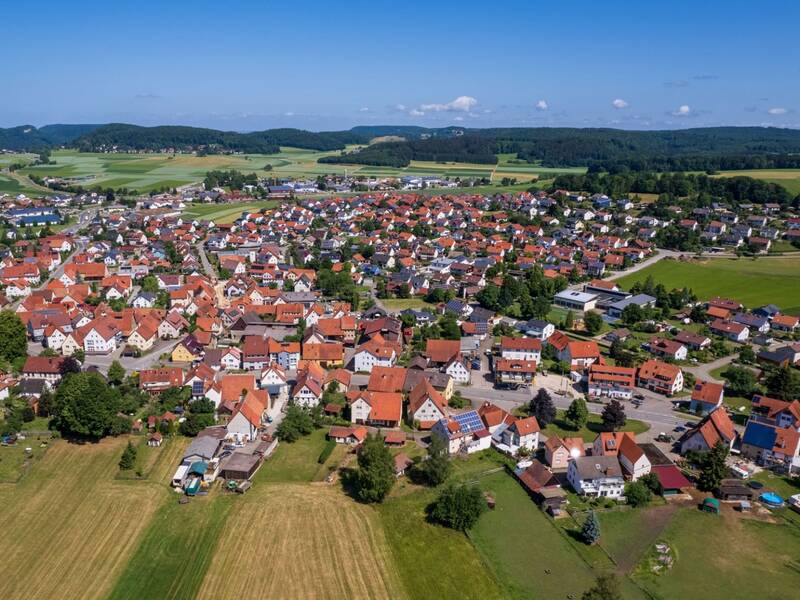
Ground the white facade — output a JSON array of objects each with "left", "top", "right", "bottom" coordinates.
[
  {"left": 353, "top": 349, "right": 396, "bottom": 373},
  {"left": 446, "top": 360, "right": 471, "bottom": 384}
]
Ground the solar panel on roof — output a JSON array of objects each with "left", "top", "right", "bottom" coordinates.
[{"left": 454, "top": 411, "right": 484, "bottom": 433}]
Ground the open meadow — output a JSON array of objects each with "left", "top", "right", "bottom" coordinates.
[{"left": 615, "top": 256, "right": 800, "bottom": 314}]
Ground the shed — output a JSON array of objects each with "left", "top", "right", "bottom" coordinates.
[
  {"left": 716, "top": 479, "right": 756, "bottom": 502},
  {"left": 220, "top": 452, "right": 262, "bottom": 480},
  {"left": 701, "top": 498, "right": 720, "bottom": 514}
]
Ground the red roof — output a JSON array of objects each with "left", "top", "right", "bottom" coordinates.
[{"left": 651, "top": 465, "right": 691, "bottom": 490}]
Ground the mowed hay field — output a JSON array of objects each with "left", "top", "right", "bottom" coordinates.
[
  {"left": 198, "top": 483, "right": 406, "bottom": 600},
  {"left": 615, "top": 256, "right": 800, "bottom": 314},
  {"left": 0, "top": 438, "right": 163, "bottom": 600}
]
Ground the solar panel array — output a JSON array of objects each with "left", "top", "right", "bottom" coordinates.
[{"left": 453, "top": 410, "right": 484, "bottom": 434}]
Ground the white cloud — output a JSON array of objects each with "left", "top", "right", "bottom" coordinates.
[
  {"left": 394, "top": 104, "right": 407, "bottom": 112},
  {"left": 284, "top": 111, "right": 295, "bottom": 117},
  {"left": 672, "top": 104, "right": 691, "bottom": 116},
  {"left": 612, "top": 98, "right": 629, "bottom": 109},
  {"left": 454, "top": 116, "right": 465, "bottom": 121},
  {"left": 420, "top": 95, "right": 477, "bottom": 112},
  {"left": 535, "top": 99, "right": 549, "bottom": 111},
  {"left": 408, "top": 109, "right": 425, "bottom": 117},
  {"left": 768, "top": 107, "right": 788, "bottom": 115},
  {"left": 359, "top": 107, "right": 370, "bottom": 112}
]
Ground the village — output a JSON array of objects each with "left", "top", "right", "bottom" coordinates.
[{"left": 1, "top": 182, "right": 800, "bottom": 599}]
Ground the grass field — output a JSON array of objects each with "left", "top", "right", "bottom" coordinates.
[
  {"left": 714, "top": 168, "right": 800, "bottom": 195},
  {"left": 632, "top": 508, "right": 800, "bottom": 597},
  {"left": 615, "top": 256, "right": 800, "bottom": 314},
  {"left": 379, "top": 487, "right": 504, "bottom": 600},
  {"left": 183, "top": 200, "right": 279, "bottom": 223},
  {"left": 0, "top": 438, "right": 163, "bottom": 600},
  {"left": 200, "top": 483, "right": 405, "bottom": 600},
  {"left": 0, "top": 440, "right": 49, "bottom": 482},
  {"left": 470, "top": 471, "right": 602, "bottom": 599}
]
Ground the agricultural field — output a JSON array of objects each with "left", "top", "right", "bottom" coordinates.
[
  {"left": 615, "top": 256, "right": 800, "bottom": 314},
  {"left": 0, "top": 438, "right": 163, "bottom": 600},
  {"left": 11, "top": 148, "right": 577, "bottom": 195},
  {"left": 713, "top": 168, "right": 800, "bottom": 195},
  {"left": 200, "top": 483, "right": 405, "bottom": 600},
  {"left": 183, "top": 200, "right": 279, "bottom": 224}
]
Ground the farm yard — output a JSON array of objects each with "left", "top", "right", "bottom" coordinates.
[{"left": 615, "top": 256, "right": 800, "bottom": 314}]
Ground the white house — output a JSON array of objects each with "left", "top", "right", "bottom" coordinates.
[
  {"left": 352, "top": 343, "right": 396, "bottom": 373},
  {"left": 567, "top": 456, "right": 625, "bottom": 498},
  {"left": 500, "top": 337, "right": 542, "bottom": 362},
  {"left": 83, "top": 324, "right": 118, "bottom": 355},
  {"left": 497, "top": 416, "right": 540, "bottom": 454},
  {"left": 617, "top": 436, "right": 651, "bottom": 481},
  {"left": 445, "top": 357, "right": 471, "bottom": 384}
]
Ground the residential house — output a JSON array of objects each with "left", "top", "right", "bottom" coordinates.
[
  {"left": 689, "top": 380, "right": 724, "bottom": 415},
  {"left": 567, "top": 456, "right": 625, "bottom": 498},
  {"left": 637, "top": 359, "right": 683, "bottom": 396}
]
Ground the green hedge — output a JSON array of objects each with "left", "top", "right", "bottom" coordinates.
[{"left": 318, "top": 439, "right": 336, "bottom": 464}]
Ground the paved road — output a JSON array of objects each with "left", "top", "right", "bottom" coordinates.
[{"left": 195, "top": 242, "right": 216, "bottom": 281}]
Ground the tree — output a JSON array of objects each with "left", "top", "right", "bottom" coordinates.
[
  {"left": 429, "top": 483, "right": 487, "bottom": 530},
  {"left": 0, "top": 310, "right": 27, "bottom": 363},
  {"left": 355, "top": 434, "right": 395, "bottom": 503},
  {"left": 275, "top": 405, "right": 314, "bottom": 442},
  {"left": 179, "top": 412, "right": 215, "bottom": 436},
  {"left": 738, "top": 345, "right": 756, "bottom": 364},
  {"left": 580, "top": 510, "right": 601, "bottom": 544},
  {"left": 416, "top": 433, "right": 451, "bottom": 486},
  {"left": 529, "top": 388, "right": 556, "bottom": 427},
  {"left": 583, "top": 311, "right": 603, "bottom": 335},
  {"left": 439, "top": 315, "right": 461, "bottom": 340},
  {"left": 765, "top": 365, "right": 800, "bottom": 401},
  {"left": 107, "top": 360, "right": 125, "bottom": 385},
  {"left": 564, "top": 397, "right": 589, "bottom": 430},
  {"left": 601, "top": 400, "right": 627, "bottom": 431},
  {"left": 563, "top": 310, "right": 575, "bottom": 330},
  {"left": 51, "top": 372, "right": 121, "bottom": 439},
  {"left": 722, "top": 366, "right": 758, "bottom": 397},
  {"left": 698, "top": 441, "right": 729, "bottom": 491},
  {"left": 189, "top": 398, "right": 216, "bottom": 414},
  {"left": 640, "top": 472, "right": 663, "bottom": 496},
  {"left": 119, "top": 440, "right": 137, "bottom": 470},
  {"left": 582, "top": 574, "right": 622, "bottom": 600},
  {"left": 624, "top": 481, "right": 652, "bottom": 507}
]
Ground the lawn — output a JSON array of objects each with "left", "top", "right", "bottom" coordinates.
[
  {"left": 254, "top": 428, "right": 336, "bottom": 483},
  {"left": 0, "top": 438, "right": 163, "bottom": 600},
  {"left": 632, "top": 508, "right": 800, "bottom": 598},
  {"left": 379, "top": 487, "right": 504, "bottom": 600},
  {"left": 543, "top": 410, "right": 651, "bottom": 442},
  {"left": 183, "top": 200, "right": 279, "bottom": 223},
  {"left": 200, "top": 483, "right": 405, "bottom": 599},
  {"left": 614, "top": 256, "right": 800, "bottom": 314},
  {"left": 381, "top": 298, "right": 435, "bottom": 311}
]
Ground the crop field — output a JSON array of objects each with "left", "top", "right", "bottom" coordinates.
[
  {"left": 0, "top": 438, "right": 163, "bottom": 600},
  {"left": 199, "top": 483, "right": 405, "bottom": 600},
  {"left": 615, "top": 256, "right": 800, "bottom": 314}
]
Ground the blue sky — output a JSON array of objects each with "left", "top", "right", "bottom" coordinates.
[{"left": 1, "top": 0, "right": 798, "bottom": 131}]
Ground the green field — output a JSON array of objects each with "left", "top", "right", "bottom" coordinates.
[
  {"left": 714, "top": 168, "right": 800, "bottom": 195},
  {"left": 10, "top": 148, "right": 583, "bottom": 194},
  {"left": 183, "top": 200, "right": 280, "bottom": 223},
  {"left": 615, "top": 256, "right": 800, "bottom": 314}
]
